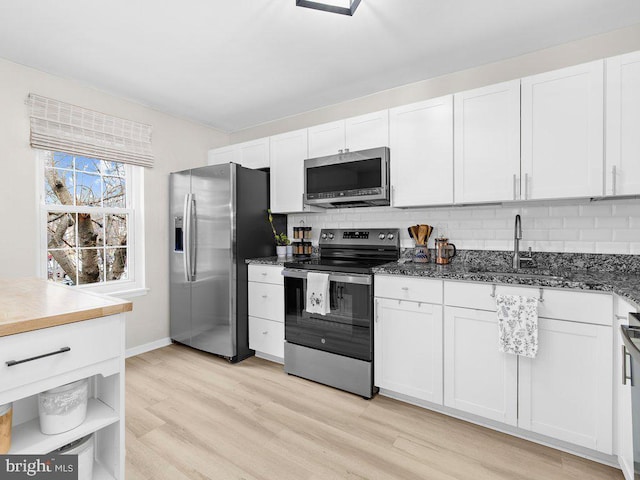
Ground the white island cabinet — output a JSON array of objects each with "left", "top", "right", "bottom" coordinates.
[{"left": 0, "top": 278, "right": 131, "bottom": 480}]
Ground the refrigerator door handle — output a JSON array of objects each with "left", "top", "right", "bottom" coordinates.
[
  {"left": 190, "top": 195, "right": 197, "bottom": 280},
  {"left": 183, "top": 193, "right": 192, "bottom": 282}
]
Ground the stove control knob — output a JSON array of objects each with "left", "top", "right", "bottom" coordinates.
[
  {"left": 321, "top": 233, "right": 327, "bottom": 240},
  {"left": 378, "top": 233, "right": 386, "bottom": 240},
  {"left": 328, "top": 233, "right": 334, "bottom": 240},
  {"left": 387, "top": 233, "right": 395, "bottom": 240}
]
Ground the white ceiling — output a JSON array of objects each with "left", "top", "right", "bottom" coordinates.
[{"left": 1, "top": 1, "right": 640, "bottom": 133}]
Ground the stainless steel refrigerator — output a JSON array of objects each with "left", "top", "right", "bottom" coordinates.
[{"left": 169, "top": 163, "right": 273, "bottom": 362}]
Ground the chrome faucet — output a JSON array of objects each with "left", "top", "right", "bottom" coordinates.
[
  {"left": 513, "top": 214, "right": 535, "bottom": 269},
  {"left": 513, "top": 214, "right": 522, "bottom": 269}
]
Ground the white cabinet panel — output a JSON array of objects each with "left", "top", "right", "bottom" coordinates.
[
  {"left": 248, "top": 264, "right": 284, "bottom": 285},
  {"left": 375, "top": 275, "right": 443, "bottom": 304},
  {"left": 390, "top": 96, "right": 454, "bottom": 206},
  {"left": 444, "top": 306, "right": 518, "bottom": 426},
  {"left": 208, "top": 139, "right": 270, "bottom": 169},
  {"left": 606, "top": 51, "right": 640, "bottom": 196},
  {"left": 237, "top": 138, "right": 270, "bottom": 169},
  {"left": 443, "top": 281, "right": 613, "bottom": 326},
  {"left": 248, "top": 282, "right": 284, "bottom": 323},
  {"left": 345, "top": 110, "right": 389, "bottom": 152},
  {"left": 616, "top": 297, "right": 637, "bottom": 478},
  {"left": 208, "top": 145, "right": 236, "bottom": 165},
  {"left": 454, "top": 81, "right": 520, "bottom": 203},
  {"left": 308, "top": 120, "right": 345, "bottom": 158},
  {"left": 521, "top": 61, "right": 604, "bottom": 199},
  {"left": 269, "top": 129, "right": 309, "bottom": 213},
  {"left": 249, "top": 316, "right": 284, "bottom": 360},
  {"left": 518, "top": 318, "right": 613, "bottom": 454},
  {"left": 375, "top": 299, "right": 443, "bottom": 404}
]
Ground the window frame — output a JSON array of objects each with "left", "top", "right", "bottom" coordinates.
[{"left": 37, "top": 150, "right": 146, "bottom": 297}]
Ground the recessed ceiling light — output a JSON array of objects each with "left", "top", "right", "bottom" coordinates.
[{"left": 295, "top": 0, "right": 361, "bottom": 16}]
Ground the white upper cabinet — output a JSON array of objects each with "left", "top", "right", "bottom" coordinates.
[
  {"left": 454, "top": 81, "right": 521, "bottom": 203},
  {"left": 308, "top": 110, "right": 389, "bottom": 158},
  {"left": 208, "top": 138, "right": 270, "bottom": 169},
  {"left": 344, "top": 110, "right": 389, "bottom": 152},
  {"left": 208, "top": 145, "right": 236, "bottom": 166},
  {"left": 606, "top": 51, "right": 640, "bottom": 196},
  {"left": 518, "top": 318, "right": 613, "bottom": 454},
  {"left": 390, "top": 96, "right": 454, "bottom": 207},
  {"left": 521, "top": 60, "right": 604, "bottom": 200},
  {"left": 269, "top": 129, "right": 309, "bottom": 213}
]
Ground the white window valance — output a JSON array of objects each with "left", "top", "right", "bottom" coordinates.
[{"left": 28, "top": 93, "right": 154, "bottom": 168}]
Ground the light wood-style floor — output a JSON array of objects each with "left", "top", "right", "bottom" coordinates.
[{"left": 125, "top": 344, "right": 623, "bottom": 480}]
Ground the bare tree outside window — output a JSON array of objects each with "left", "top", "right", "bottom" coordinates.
[{"left": 45, "top": 152, "right": 129, "bottom": 285}]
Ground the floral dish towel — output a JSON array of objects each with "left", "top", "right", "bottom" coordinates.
[{"left": 496, "top": 294, "right": 539, "bottom": 358}]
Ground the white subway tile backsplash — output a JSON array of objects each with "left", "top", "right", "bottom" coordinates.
[
  {"left": 595, "top": 216, "right": 629, "bottom": 229},
  {"left": 564, "top": 217, "right": 595, "bottom": 229},
  {"left": 288, "top": 198, "right": 640, "bottom": 255},
  {"left": 580, "top": 229, "right": 614, "bottom": 242}
]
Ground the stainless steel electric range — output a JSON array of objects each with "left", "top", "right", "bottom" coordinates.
[{"left": 282, "top": 228, "right": 400, "bottom": 398}]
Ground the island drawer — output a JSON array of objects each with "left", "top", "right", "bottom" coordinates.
[
  {"left": 248, "top": 265, "right": 284, "bottom": 285},
  {"left": 375, "top": 275, "right": 443, "bottom": 304},
  {"left": 0, "top": 314, "right": 122, "bottom": 392}
]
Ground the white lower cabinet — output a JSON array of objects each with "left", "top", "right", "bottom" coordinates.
[
  {"left": 616, "top": 298, "right": 637, "bottom": 479},
  {"left": 248, "top": 264, "right": 284, "bottom": 362},
  {"left": 518, "top": 318, "right": 613, "bottom": 453},
  {"left": 0, "top": 314, "right": 125, "bottom": 479},
  {"left": 374, "top": 298, "right": 443, "bottom": 404},
  {"left": 443, "top": 306, "right": 518, "bottom": 425}
]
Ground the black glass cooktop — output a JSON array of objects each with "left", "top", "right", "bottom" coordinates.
[{"left": 284, "top": 257, "right": 391, "bottom": 274}]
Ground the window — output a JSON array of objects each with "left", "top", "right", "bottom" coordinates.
[{"left": 40, "top": 150, "right": 144, "bottom": 294}]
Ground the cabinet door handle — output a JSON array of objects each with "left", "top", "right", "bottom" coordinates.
[
  {"left": 262, "top": 331, "right": 268, "bottom": 335},
  {"left": 261, "top": 294, "right": 268, "bottom": 299},
  {"left": 375, "top": 300, "right": 379, "bottom": 323},
  {"left": 6, "top": 347, "right": 71, "bottom": 367},
  {"left": 513, "top": 174, "right": 517, "bottom": 200},
  {"left": 623, "top": 345, "right": 633, "bottom": 386},
  {"left": 524, "top": 173, "right": 529, "bottom": 200},
  {"left": 401, "top": 287, "right": 409, "bottom": 291},
  {"left": 612, "top": 165, "right": 617, "bottom": 196}
]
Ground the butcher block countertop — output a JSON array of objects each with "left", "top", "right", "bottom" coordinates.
[{"left": 0, "top": 278, "right": 132, "bottom": 337}]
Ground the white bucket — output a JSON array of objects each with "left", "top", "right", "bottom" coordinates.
[
  {"left": 55, "top": 434, "right": 94, "bottom": 480},
  {"left": 38, "top": 378, "right": 89, "bottom": 435}
]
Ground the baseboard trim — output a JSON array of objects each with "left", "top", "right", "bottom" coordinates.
[{"left": 126, "top": 337, "right": 172, "bottom": 358}]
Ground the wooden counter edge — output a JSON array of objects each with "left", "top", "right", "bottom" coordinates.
[{"left": 0, "top": 301, "right": 133, "bottom": 337}]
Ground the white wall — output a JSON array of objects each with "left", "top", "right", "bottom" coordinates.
[
  {"left": 231, "top": 23, "right": 640, "bottom": 142},
  {"left": 289, "top": 198, "right": 640, "bottom": 254},
  {"left": 0, "top": 57, "right": 228, "bottom": 350},
  {"left": 233, "top": 23, "right": 640, "bottom": 256}
]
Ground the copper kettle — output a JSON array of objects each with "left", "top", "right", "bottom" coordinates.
[{"left": 435, "top": 238, "right": 457, "bottom": 265}]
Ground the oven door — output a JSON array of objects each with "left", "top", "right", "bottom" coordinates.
[{"left": 283, "top": 269, "right": 373, "bottom": 361}]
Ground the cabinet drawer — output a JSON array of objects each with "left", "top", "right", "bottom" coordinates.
[
  {"left": 249, "top": 317, "right": 284, "bottom": 359},
  {"left": 0, "top": 315, "right": 122, "bottom": 392},
  {"left": 248, "top": 282, "right": 284, "bottom": 322},
  {"left": 248, "top": 264, "right": 284, "bottom": 285},
  {"left": 444, "top": 281, "right": 613, "bottom": 325},
  {"left": 375, "top": 275, "right": 442, "bottom": 304}
]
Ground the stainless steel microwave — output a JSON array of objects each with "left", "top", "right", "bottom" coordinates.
[{"left": 303, "top": 146, "right": 390, "bottom": 208}]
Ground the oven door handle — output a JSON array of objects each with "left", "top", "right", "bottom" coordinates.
[{"left": 282, "top": 268, "right": 372, "bottom": 285}]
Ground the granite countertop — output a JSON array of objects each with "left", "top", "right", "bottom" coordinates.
[
  {"left": 0, "top": 277, "right": 133, "bottom": 337},
  {"left": 373, "top": 259, "right": 640, "bottom": 309},
  {"left": 246, "top": 256, "right": 290, "bottom": 266}
]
